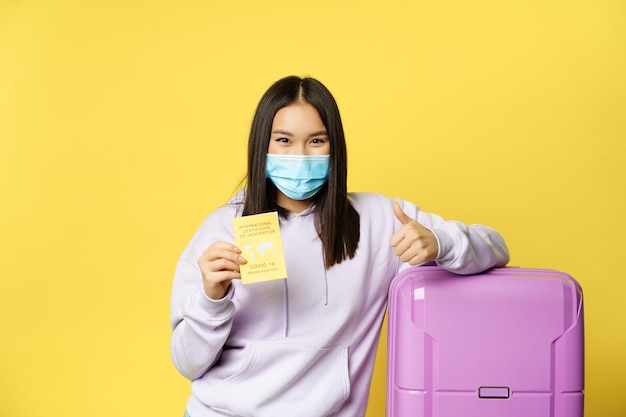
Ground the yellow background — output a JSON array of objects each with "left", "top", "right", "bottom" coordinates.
[{"left": 1, "top": 1, "right": 624, "bottom": 416}]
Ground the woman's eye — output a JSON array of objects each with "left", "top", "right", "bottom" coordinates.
[
  {"left": 275, "top": 137, "right": 289, "bottom": 143},
  {"left": 311, "top": 138, "right": 328, "bottom": 144}
]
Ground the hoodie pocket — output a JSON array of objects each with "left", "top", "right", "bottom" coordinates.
[{"left": 202, "top": 341, "right": 350, "bottom": 417}]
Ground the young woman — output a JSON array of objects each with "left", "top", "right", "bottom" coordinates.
[{"left": 170, "top": 76, "right": 510, "bottom": 417}]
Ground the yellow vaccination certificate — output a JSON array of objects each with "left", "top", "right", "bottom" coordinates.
[{"left": 232, "top": 212, "right": 287, "bottom": 284}]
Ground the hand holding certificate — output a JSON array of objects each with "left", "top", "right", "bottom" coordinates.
[{"left": 232, "top": 212, "right": 287, "bottom": 284}]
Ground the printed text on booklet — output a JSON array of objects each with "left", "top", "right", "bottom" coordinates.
[{"left": 232, "top": 212, "right": 287, "bottom": 284}]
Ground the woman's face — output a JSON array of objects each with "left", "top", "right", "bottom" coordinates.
[{"left": 268, "top": 103, "right": 330, "bottom": 156}]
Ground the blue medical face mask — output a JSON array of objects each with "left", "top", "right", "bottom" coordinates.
[{"left": 266, "top": 154, "right": 330, "bottom": 201}]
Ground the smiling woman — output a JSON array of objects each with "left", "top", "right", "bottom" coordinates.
[{"left": 169, "top": 75, "right": 509, "bottom": 417}]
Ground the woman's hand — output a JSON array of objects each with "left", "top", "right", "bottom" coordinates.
[
  {"left": 197, "top": 241, "right": 247, "bottom": 299},
  {"left": 390, "top": 202, "right": 439, "bottom": 266}
]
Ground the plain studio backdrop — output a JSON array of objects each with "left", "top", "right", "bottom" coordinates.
[{"left": 1, "top": 1, "right": 625, "bottom": 416}]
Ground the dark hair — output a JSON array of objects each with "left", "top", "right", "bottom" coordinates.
[{"left": 243, "top": 75, "right": 360, "bottom": 269}]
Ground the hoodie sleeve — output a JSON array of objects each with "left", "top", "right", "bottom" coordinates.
[
  {"left": 170, "top": 207, "right": 238, "bottom": 380},
  {"left": 170, "top": 261, "right": 235, "bottom": 381},
  {"left": 396, "top": 199, "right": 510, "bottom": 275}
]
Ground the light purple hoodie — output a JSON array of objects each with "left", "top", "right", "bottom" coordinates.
[{"left": 170, "top": 192, "right": 509, "bottom": 417}]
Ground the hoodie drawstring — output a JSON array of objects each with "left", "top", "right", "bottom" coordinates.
[
  {"left": 281, "top": 262, "right": 328, "bottom": 337},
  {"left": 282, "top": 278, "right": 289, "bottom": 338},
  {"left": 323, "top": 267, "right": 329, "bottom": 306}
]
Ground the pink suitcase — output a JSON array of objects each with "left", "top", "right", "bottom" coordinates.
[{"left": 386, "top": 266, "right": 584, "bottom": 417}]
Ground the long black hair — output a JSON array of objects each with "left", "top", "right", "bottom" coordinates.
[{"left": 242, "top": 76, "right": 360, "bottom": 269}]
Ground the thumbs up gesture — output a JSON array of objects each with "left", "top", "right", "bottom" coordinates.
[{"left": 390, "top": 202, "right": 439, "bottom": 266}]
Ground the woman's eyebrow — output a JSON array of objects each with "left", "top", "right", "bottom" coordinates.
[
  {"left": 271, "top": 129, "right": 328, "bottom": 137},
  {"left": 271, "top": 129, "right": 293, "bottom": 136}
]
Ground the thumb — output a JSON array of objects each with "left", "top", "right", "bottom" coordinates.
[{"left": 393, "top": 201, "right": 412, "bottom": 225}]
